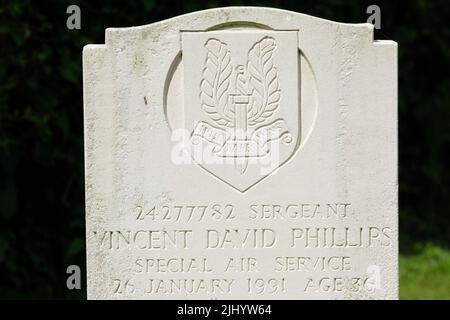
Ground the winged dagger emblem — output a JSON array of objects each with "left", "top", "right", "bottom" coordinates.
[{"left": 198, "top": 36, "right": 288, "bottom": 175}]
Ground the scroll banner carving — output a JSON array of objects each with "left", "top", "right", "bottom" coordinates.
[{"left": 191, "top": 119, "right": 292, "bottom": 158}]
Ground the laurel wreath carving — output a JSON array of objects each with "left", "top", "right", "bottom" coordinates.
[
  {"left": 200, "top": 36, "right": 281, "bottom": 127},
  {"left": 200, "top": 38, "right": 234, "bottom": 127},
  {"left": 247, "top": 37, "right": 281, "bottom": 125}
]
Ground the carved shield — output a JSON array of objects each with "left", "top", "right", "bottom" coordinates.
[{"left": 181, "top": 31, "right": 300, "bottom": 192}]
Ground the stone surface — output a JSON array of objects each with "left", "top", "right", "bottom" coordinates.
[{"left": 83, "top": 7, "right": 398, "bottom": 299}]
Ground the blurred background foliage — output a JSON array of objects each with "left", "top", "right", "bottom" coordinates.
[{"left": 0, "top": 0, "right": 449, "bottom": 299}]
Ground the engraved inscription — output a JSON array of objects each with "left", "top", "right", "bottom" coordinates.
[{"left": 89, "top": 199, "right": 393, "bottom": 298}]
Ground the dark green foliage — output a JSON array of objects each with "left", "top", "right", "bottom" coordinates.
[{"left": 0, "top": 0, "right": 449, "bottom": 298}]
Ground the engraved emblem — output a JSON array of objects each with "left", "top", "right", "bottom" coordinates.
[
  {"left": 182, "top": 31, "right": 300, "bottom": 192},
  {"left": 194, "top": 37, "right": 290, "bottom": 175}
]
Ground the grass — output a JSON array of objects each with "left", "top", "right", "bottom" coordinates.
[{"left": 400, "top": 243, "right": 450, "bottom": 299}]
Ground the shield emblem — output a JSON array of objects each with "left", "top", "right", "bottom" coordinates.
[{"left": 181, "top": 31, "right": 299, "bottom": 192}]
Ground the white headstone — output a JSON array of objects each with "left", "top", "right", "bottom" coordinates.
[{"left": 83, "top": 7, "right": 398, "bottom": 299}]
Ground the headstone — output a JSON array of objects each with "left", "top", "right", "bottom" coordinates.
[{"left": 83, "top": 7, "right": 398, "bottom": 299}]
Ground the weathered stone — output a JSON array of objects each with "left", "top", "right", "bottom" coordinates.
[{"left": 83, "top": 7, "right": 398, "bottom": 299}]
